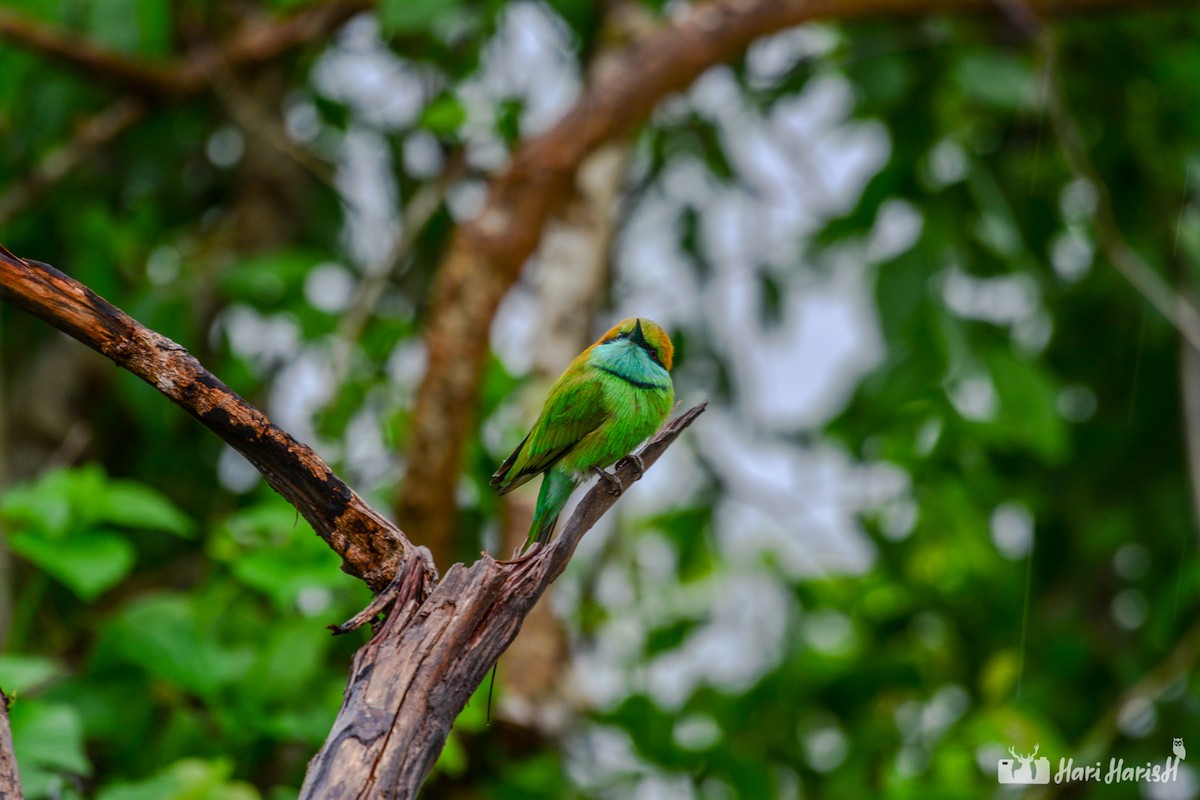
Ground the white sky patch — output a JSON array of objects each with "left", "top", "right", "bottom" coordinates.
[
  {"left": 642, "top": 570, "right": 792, "bottom": 708},
  {"left": 990, "top": 501, "right": 1034, "bottom": 559},
  {"left": 719, "top": 263, "right": 883, "bottom": 430},
  {"left": 313, "top": 15, "right": 431, "bottom": 130},
  {"left": 745, "top": 25, "right": 839, "bottom": 88},
  {"left": 305, "top": 262, "right": 356, "bottom": 313},
  {"left": 269, "top": 348, "right": 339, "bottom": 457},
  {"left": 217, "top": 446, "right": 261, "bottom": 494},
  {"left": 942, "top": 267, "right": 1040, "bottom": 326},
  {"left": 949, "top": 374, "right": 998, "bottom": 421},
  {"left": 868, "top": 199, "right": 923, "bottom": 263},
  {"left": 219, "top": 306, "right": 302, "bottom": 372},
  {"left": 458, "top": 1, "right": 581, "bottom": 169},
  {"left": 335, "top": 126, "right": 401, "bottom": 271},
  {"left": 700, "top": 410, "right": 882, "bottom": 577},
  {"left": 343, "top": 397, "right": 396, "bottom": 491},
  {"left": 1051, "top": 227, "right": 1094, "bottom": 282}
]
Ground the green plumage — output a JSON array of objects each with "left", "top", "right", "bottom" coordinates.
[{"left": 491, "top": 318, "right": 675, "bottom": 550}]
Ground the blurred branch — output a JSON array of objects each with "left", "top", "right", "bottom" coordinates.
[
  {"left": 0, "top": 689, "right": 18, "bottom": 800},
  {"left": 1182, "top": 296, "right": 1200, "bottom": 532},
  {"left": 211, "top": 71, "right": 336, "bottom": 188},
  {"left": 1024, "top": 615, "right": 1200, "bottom": 799},
  {"left": 0, "top": 9, "right": 175, "bottom": 97},
  {"left": 397, "top": 0, "right": 1173, "bottom": 561},
  {"left": 0, "top": 97, "right": 145, "bottom": 226},
  {"left": 0, "top": 0, "right": 368, "bottom": 222},
  {"left": 0, "top": 245, "right": 431, "bottom": 593},
  {"left": 302, "top": 403, "right": 706, "bottom": 798},
  {"left": 0, "top": 1, "right": 370, "bottom": 98},
  {"left": 1020, "top": 15, "right": 1200, "bottom": 350}
]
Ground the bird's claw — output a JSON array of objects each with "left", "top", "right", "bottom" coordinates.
[
  {"left": 617, "top": 453, "right": 646, "bottom": 479},
  {"left": 593, "top": 466, "right": 623, "bottom": 496},
  {"left": 498, "top": 540, "right": 542, "bottom": 564}
]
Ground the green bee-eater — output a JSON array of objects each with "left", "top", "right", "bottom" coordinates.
[{"left": 491, "top": 317, "right": 675, "bottom": 551}]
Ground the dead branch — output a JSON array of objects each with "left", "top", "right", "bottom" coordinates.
[
  {"left": 0, "top": 690, "right": 19, "bottom": 800},
  {"left": 398, "top": 0, "right": 1175, "bottom": 560},
  {"left": 302, "top": 404, "right": 705, "bottom": 798},
  {"left": 0, "top": 245, "right": 430, "bottom": 592},
  {"left": 0, "top": 243, "right": 704, "bottom": 795}
]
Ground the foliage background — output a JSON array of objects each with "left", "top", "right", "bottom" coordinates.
[{"left": 1, "top": 0, "right": 1199, "bottom": 798}]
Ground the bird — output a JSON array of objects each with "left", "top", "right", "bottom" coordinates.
[
  {"left": 491, "top": 317, "right": 675, "bottom": 552},
  {"left": 1174, "top": 738, "right": 1186, "bottom": 760}
]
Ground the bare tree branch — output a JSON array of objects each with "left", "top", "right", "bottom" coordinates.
[
  {"left": 0, "top": 245, "right": 431, "bottom": 592},
  {"left": 0, "top": 243, "right": 704, "bottom": 795},
  {"left": 0, "top": 689, "right": 19, "bottom": 800},
  {"left": 397, "top": 0, "right": 1181, "bottom": 561},
  {"left": 303, "top": 403, "right": 706, "bottom": 798},
  {"left": 1039, "top": 38, "right": 1200, "bottom": 351}
]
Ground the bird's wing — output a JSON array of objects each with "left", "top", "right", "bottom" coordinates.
[{"left": 490, "top": 370, "right": 607, "bottom": 495}]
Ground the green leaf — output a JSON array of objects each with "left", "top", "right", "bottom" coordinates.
[
  {"left": 219, "top": 250, "right": 319, "bottom": 307},
  {"left": 0, "top": 466, "right": 95, "bottom": 537},
  {"left": 985, "top": 349, "right": 1066, "bottom": 462},
  {"left": 8, "top": 529, "right": 136, "bottom": 601},
  {"left": 242, "top": 621, "right": 330, "bottom": 706},
  {"left": 86, "top": 0, "right": 171, "bottom": 56},
  {"left": 100, "top": 480, "right": 194, "bottom": 537},
  {"left": 213, "top": 500, "right": 356, "bottom": 612},
  {"left": 10, "top": 700, "right": 91, "bottom": 775},
  {"left": 379, "top": 0, "right": 455, "bottom": 35},
  {"left": 0, "top": 655, "right": 64, "bottom": 694},
  {"left": 419, "top": 95, "right": 467, "bottom": 136},
  {"left": 98, "top": 595, "right": 233, "bottom": 697},
  {"left": 97, "top": 759, "right": 260, "bottom": 800},
  {"left": 953, "top": 52, "right": 1037, "bottom": 112}
]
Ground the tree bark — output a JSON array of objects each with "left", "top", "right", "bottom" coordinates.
[
  {"left": 0, "top": 690, "right": 19, "bottom": 800},
  {"left": 301, "top": 405, "right": 704, "bottom": 799}
]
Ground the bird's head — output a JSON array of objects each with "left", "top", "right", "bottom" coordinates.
[{"left": 597, "top": 317, "right": 674, "bottom": 371}]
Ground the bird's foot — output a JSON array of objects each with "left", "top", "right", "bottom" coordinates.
[
  {"left": 617, "top": 452, "right": 646, "bottom": 480},
  {"left": 498, "top": 540, "right": 542, "bottom": 564},
  {"left": 592, "top": 466, "right": 623, "bottom": 496}
]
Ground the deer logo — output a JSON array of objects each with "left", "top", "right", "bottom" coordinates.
[{"left": 998, "top": 743, "right": 1050, "bottom": 784}]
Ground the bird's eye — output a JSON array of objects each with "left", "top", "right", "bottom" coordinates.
[{"left": 648, "top": 349, "right": 660, "bottom": 364}]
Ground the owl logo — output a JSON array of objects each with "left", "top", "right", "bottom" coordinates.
[{"left": 1173, "top": 738, "right": 1186, "bottom": 760}]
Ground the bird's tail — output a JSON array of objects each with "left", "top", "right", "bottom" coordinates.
[{"left": 525, "top": 469, "right": 575, "bottom": 551}]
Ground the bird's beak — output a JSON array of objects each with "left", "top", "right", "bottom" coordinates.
[{"left": 631, "top": 318, "right": 648, "bottom": 347}]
